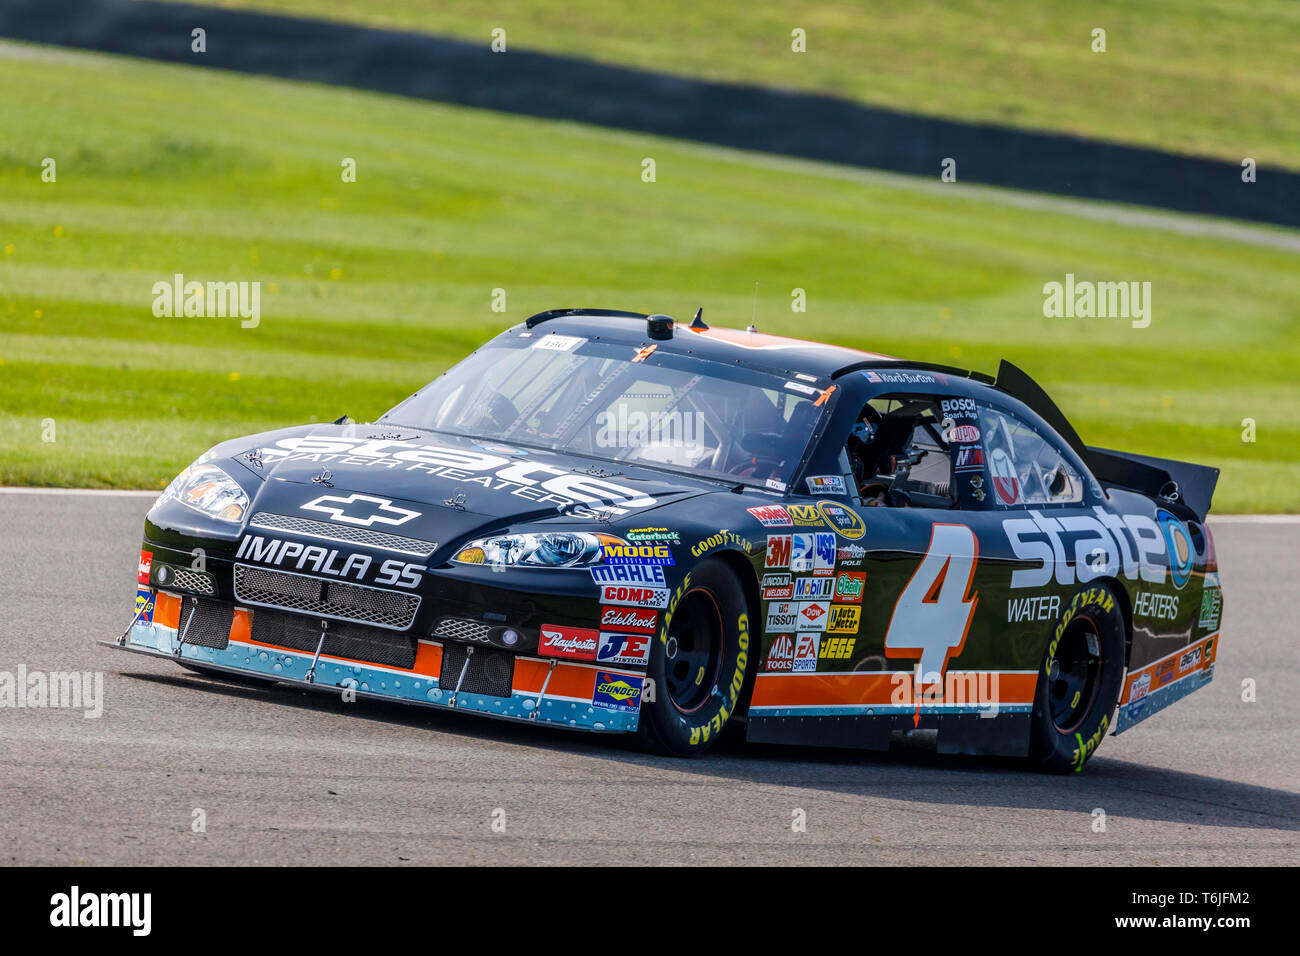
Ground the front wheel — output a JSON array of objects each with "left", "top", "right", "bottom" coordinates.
[
  {"left": 1029, "top": 583, "right": 1126, "bottom": 773},
  {"left": 637, "top": 560, "right": 752, "bottom": 756}
]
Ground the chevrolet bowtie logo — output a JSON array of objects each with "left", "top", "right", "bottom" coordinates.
[{"left": 301, "top": 493, "right": 420, "bottom": 527}]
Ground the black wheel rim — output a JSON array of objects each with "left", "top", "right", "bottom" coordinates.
[
  {"left": 663, "top": 588, "right": 724, "bottom": 714},
  {"left": 1049, "top": 615, "right": 1103, "bottom": 734}
]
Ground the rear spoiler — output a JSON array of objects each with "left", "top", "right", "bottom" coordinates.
[
  {"left": 994, "top": 360, "right": 1219, "bottom": 520},
  {"left": 1085, "top": 447, "right": 1219, "bottom": 521}
]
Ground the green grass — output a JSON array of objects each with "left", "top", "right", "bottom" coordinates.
[
  {"left": 0, "top": 41, "right": 1297, "bottom": 510},
  {"left": 191, "top": 0, "right": 1300, "bottom": 170}
]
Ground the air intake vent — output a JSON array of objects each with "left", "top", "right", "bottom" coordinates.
[
  {"left": 439, "top": 643, "right": 514, "bottom": 698},
  {"left": 249, "top": 609, "right": 417, "bottom": 669},
  {"left": 178, "top": 599, "right": 233, "bottom": 650},
  {"left": 234, "top": 564, "right": 419, "bottom": 630}
]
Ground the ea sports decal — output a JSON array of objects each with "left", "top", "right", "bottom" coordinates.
[
  {"left": 989, "top": 448, "right": 1019, "bottom": 505},
  {"left": 792, "top": 633, "right": 819, "bottom": 672}
]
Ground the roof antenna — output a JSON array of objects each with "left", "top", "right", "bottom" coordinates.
[
  {"left": 690, "top": 307, "right": 708, "bottom": 330},
  {"left": 747, "top": 282, "right": 758, "bottom": 333}
]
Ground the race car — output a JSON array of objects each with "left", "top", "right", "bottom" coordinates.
[{"left": 106, "top": 308, "right": 1223, "bottom": 771}]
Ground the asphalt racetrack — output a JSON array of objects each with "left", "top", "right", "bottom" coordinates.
[{"left": 1, "top": 492, "right": 1295, "bottom": 865}]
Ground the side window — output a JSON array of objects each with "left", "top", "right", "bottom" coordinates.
[
  {"left": 844, "top": 395, "right": 957, "bottom": 509},
  {"left": 978, "top": 405, "right": 1083, "bottom": 507}
]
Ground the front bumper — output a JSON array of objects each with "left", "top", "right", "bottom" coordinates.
[{"left": 104, "top": 588, "right": 643, "bottom": 733}]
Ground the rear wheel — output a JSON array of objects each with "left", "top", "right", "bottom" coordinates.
[
  {"left": 638, "top": 560, "right": 751, "bottom": 756},
  {"left": 1029, "top": 583, "right": 1126, "bottom": 773}
]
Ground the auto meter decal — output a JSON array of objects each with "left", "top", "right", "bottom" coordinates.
[
  {"left": 538, "top": 625, "right": 598, "bottom": 661},
  {"left": 592, "top": 672, "right": 644, "bottom": 712},
  {"left": 989, "top": 447, "right": 1019, "bottom": 505}
]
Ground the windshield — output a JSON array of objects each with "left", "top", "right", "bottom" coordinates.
[{"left": 380, "top": 335, "right": 830, "bottom": 489}]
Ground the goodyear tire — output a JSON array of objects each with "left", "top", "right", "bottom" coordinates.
[
  {"left": 638, "top": 559, "right": 751, "bottom": 756},
  {"left": 1029, "top": 583, "right": 1126, "bottom": 773}
]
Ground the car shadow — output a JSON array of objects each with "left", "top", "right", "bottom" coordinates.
[{"left": 120, "top": 668, "right": 1300, "bottom": 833}]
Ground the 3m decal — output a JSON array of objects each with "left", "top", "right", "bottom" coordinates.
[
  {"left": 765, "top": 535, "right": 792, "bottom": 569},
  {"left": 884, "top": 523, "right": 979, "bottom": 682}
]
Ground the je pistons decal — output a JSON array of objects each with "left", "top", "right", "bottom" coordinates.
[
  {"left": 597, "top": 632, "right": 651, "bottom": 666},
  {"left": 603, "top": 542, "right": 674, "bottom": 566},
  {"left": 592, "top": 672, "right": 644, "bottom": 712}
]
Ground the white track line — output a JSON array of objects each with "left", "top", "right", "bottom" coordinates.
[{"left": 0, "top": 487, "right": 159, "bottom": 498}]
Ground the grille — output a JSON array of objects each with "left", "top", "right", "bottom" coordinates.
[
  {"left": 250, "top": 609, "right": 417, "bottom": 669},
  {"left": 234, "top": 564, "right": 419, "bottom": 630},
  {"left": 178, "top": 599, "right": 233, "bottom": 649},
  {"left": 432, "top": 617, "right": 493, "bottom": 643},
  {"left": 156, "top": 566, "right": 217, "bottom": 596},
  {"left": 439, "top": 643, "right": 514, "bottom": 698},
  {"left": 248, "top": 512, "right": 437, "bottom": 557}
]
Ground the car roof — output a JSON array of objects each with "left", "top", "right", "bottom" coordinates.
[{"left": 515, "top": 308, "right": 990, "bottom": 383}]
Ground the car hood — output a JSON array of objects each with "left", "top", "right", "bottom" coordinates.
[{"left": 226, "top": 423, "right": 721, "bottom": 550}]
